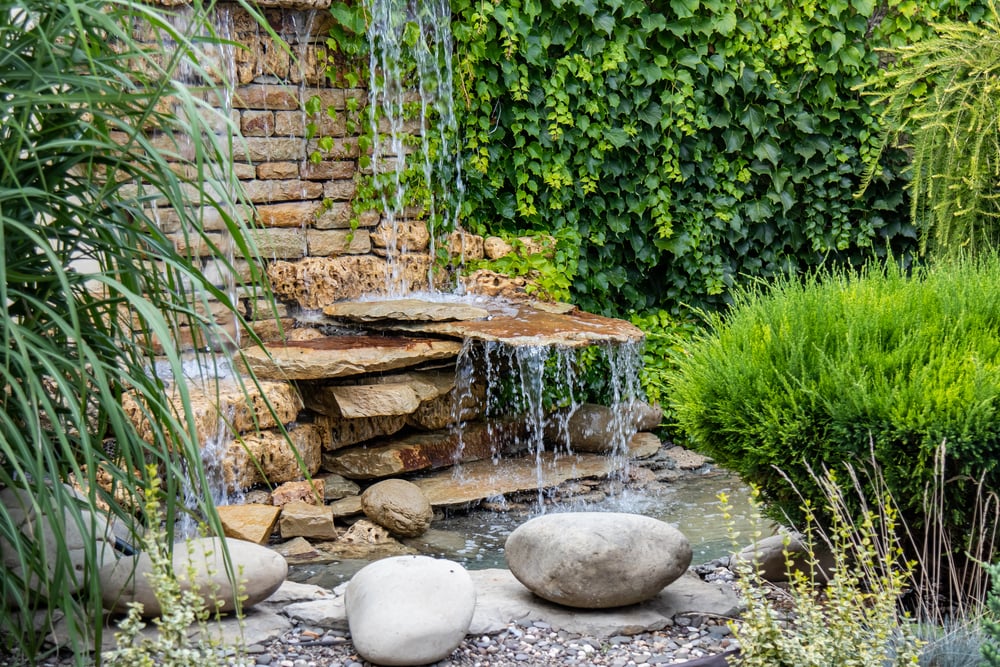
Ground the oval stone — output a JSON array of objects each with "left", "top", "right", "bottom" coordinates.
[
  {"left": 346, "top": 555, "right": 474, "bottom": 666},
  {"left": 360, "top": 478, "right": 433, "bottom": 537},
  {"left": 100, "top": 537, "right": 287, "bottom": 617},
  {"left": 505, "top": 512, "right": 692, "bottom": 608}
]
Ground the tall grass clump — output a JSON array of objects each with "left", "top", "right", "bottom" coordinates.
[
  {"left": 668, "top": 257, "right": 1000, "bottom": 606},
  {"left": 0, "top": 0, "right": 277, "bottom": 661}
]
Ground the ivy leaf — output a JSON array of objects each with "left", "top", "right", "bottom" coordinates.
[
  {"left": 669, "top": 0, "right": 699, "bottom": 19},
  {"left": 746, "top": 200, "right": 774, "bottom": 222},
  {"left": 851, "top": 0, "right": 875, "bottom": 14},
  {"left": 594, "top": 13, "right": 616, "bottom": 35},
  {"left": 752, "top": 138, "right": 781, "bottom": 165},
  {"left": 715, "top": 12, "right": 737, "bottom": 35}
]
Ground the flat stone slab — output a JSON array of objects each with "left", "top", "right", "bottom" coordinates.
[
  {"left": 467, "top": 569, "right": 741, "bottom": 637},
  {"left": 238, "top": 335, "right": 463, "bottom": 380},
  {"left": 379, "top": 302, "right": 644, "bottom": 348},
  {"left": 323, "top": 298, "right": 490, "bottom": 322},
  {"left": 328, "top": 452, "right": 628, "bottom": 517}
]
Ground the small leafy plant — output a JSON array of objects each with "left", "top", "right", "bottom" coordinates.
[
  {"left": 724, "top": 481, "right": 923, "bottom": 667},
  {"left": 102, "top": 472, "right": 246, "bottom": 667}
]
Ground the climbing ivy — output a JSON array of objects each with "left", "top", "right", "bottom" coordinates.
[
  {"left": 450, "top": 0, "right": 985, "bottom": 316},
  {"left": 317, "top": 0, "right": 987, "bottom": 315}
]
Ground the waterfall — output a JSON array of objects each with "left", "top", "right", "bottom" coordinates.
[{"left": 366, "top": 0, "right": 464, "bottom": 294}]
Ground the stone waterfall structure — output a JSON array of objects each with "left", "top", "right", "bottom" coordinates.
[{"left": 133, "top": 0, "right": 662, "bottom": 541}]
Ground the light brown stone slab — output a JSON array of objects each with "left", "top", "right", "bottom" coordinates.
[
  {"left": 413, "top": 452, "right": 624, "bottom": 507},
  {"left": 237, "top": 335, "right": 462, "bottom": 380},
  {"left": 324, "top": 382, "right": 421, "bottom": 419},
  {"left": 217, "top": 504, "right": 280, "bottom": 545},
  {"left": 380, "top": 302, "right": 644, "bottom": 348},
  {"left": 323, "top": 298, "right": 490, "bottom": 323},
  {"left": 321, "top": 421, "right": 525, "bottom": 480}
]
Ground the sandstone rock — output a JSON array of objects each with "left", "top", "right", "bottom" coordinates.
[
  {"left": 461, "top": 269, "right": 531, "bottom": 299},
  {"left": 386, "top": 301, "right": 645, "bottom": 348},
  {"left": 360, "top": 479, "right": 433, "bottom": 538},
  {"left": 0, "top": 485, "right": 118, "bottom": 597},
  {"left": 483, "top": 236, "right": 513, "bottom": 259},
  {"left": 100, "top": 537, "right": 287, "bottom": 617},
  {"left": 226, "top": 423, "right": 323, "bottom": 490},
  {"left": 733, "top": 533, "right": 834, "bottom": 583},
  {"left": 279, "top": 500, "right": 339, "bottom": 540},
  {"left": 271, "top": 479, "right": 325, "bottom": 506},
  {"left": 370, "top": 221, "right": 431, "bottom": 253},
  {"left": 318, "top": 519, "right": 417, "bottom": 559},
  {"left": 448, "top": 231, "right": 485, "bottom": 260},
  {"left": 305, "top": 382, "right": 421, "bottom": 418},
  {"left": 317, "top": 473, "right": 360, "bottom": 501},
  {"left": 546, "top": 401, "right": 662, "bottom": 453},
  {"left": 321, "top": 421, "right": 525, "bottom": 479},
  {"left": 217, "top": 504, "right": 280, "bottom": 544},
  {"left": 628, "top": 432, "right": 662, "bottom": 459},
  {"left": 271, "top": 536, "right": 335, "bottom": 565},
  {"left": 406, "top": 382, "right": 485, "bottom": 431},
  {"left": 123, "top": 379, "right": 301, "bottom": 446},
  {"left": 323, "top": 298, "right": 489, "bottom": 323},
  {"left": 315, "top": 413, "right": 407, "bottom": 450},
  {"left": 505, "top": 512, "right": 692, "bottom": 608},
  {"left": 346, "top": 556, "right": 475, "bottom": 666},
  {"left": 665, "top": 446, "right": 711, "bottom": 470},
  {"left": 267, "top": 256, "right": 431, "bottom": 310},
  {"left": 238, "top": 335, "right": 462, "bottom": 380}
]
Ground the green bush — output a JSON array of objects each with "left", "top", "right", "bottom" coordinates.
[{"left": 667, "top": 257, "right": 1000, "bottom": 553}]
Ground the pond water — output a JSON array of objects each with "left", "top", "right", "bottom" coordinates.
[{"left": 288, "top": 469, "right": 765, "bottom": 589}]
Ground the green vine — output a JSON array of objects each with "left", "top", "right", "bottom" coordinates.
[{"left": 450, "top": 0, "right": 985, "bottom": 315}]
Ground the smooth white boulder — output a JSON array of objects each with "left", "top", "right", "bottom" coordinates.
[
  {"left": 505, "top": 512, "right": 691, "bottom": 608},
  {"left": 99, "top": 537, "right": 287, "bottom": 617},
  {"left": 346, "top": 555, "right": 474, "bottom": 665}
]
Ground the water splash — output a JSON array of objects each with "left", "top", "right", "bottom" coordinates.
[
  {"left": 366, "top": 0, "right": 463, "bottom": 294},
  {"left": 449, "top": 340, "right": 643, "bottom": 511}
]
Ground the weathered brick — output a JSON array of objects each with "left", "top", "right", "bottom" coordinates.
[
  {"left": 247, "top": 228, "right": 307, "bottom": 259},
  {"left": 323, "top": 179, "right": 356, "bottom": 201},
  {"left": 300, "top": 160, "right": 356, "bottom": 181},
  {"left": 256, "top": 161, "right": 300, "bottom": 180},
  {"left": 243, "top": 179, "right": 324, "bottom": 203},
  {"left": 241, "top": 110, "right": 274, "bottom": 137},
  {"left": 232, "top": 137, "right": 307, "bottom": 162},
  {"left": 306, "top": 229, "right": 371, "bottom": 256},
  {"left": 256, "top": 201, "right": 323, "bottom": 228},
  {"left": 232, "top": 84, "right": 301, "bottom": 110}
]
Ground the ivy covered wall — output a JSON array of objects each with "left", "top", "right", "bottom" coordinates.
[{"left": 450, "top": 0, "right": 987, "bottom": 316}]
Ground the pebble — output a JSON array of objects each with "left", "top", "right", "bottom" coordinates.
[{"left": 246, "top": 615, "right": 740, "bottom": 667}]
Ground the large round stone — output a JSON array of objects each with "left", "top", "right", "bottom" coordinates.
[
  {"left": 505, "top": 512, "right": 692, "bottom": 608},
  {"left": 360, "top": 478, "right": 433, "bottom": 537},
  {"left": 0, "top": 485, "right": 119, "bottom": 599},
  {"left": 346, "top": 555, "right": 474, "bottom": 666},
  {"left": 100, "top": 537, "right": 287, "bottom": 617}
]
